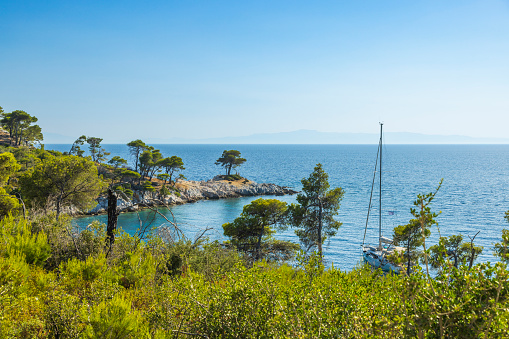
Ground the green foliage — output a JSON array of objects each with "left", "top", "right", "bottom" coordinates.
[
  {"left": 43, "top": 290, "right": 88, "bottom": 338},
  {"left": 0, "top": 109, "right": 41, "bottom": 146},
  {"left": 223, "top": 198, "right": 298, "bottom": 262},
  {"left": 142, "top": 180, "right": 156, "bottom": 194},
  {"left": 24, "top": 124, "right": 43, "bottom": 145},
  {"left": 0, "top": 152, "right": 22, "bottom": 216},
  {"left": 0, "top": 210, "right": 508, "bottom": 337},
  {"left": 429, "top": 234, "right": 483, "bottom": 270},
  {"left": 0, "top": 251, "right": 31, "bottom": 292},
  {"left": 392, "top": 179, "right": 442, "bottom": 275},
  {"left": 221, "top": 174, "right": 242, "bottom": 181},
  {"left": 2, "top": 150, "right": 509, "bottom": 338},
  {"left": 157, "top": 173, "right": 169, "bottom": 182},
  {"left": 159, "top": 155, "right": 185, "bottom": 185},
  {"left": 69, "top": 135, "right": 87, "bottom": 157},
  {"left": 287, "top": 163, "right": 344, "bottom": 258},
  {"left": 86, "top": 136, "right": 110, "bottom": 163},
  {"left": 495, "top": 229, "right": 509, "bottom": 263},
  {"left": 138, "top": 147, "right": 163, "bottom": 180},
  {"left": 215, "top": 149, "right": 246, "bottom": 176},
  {"left": 0, "top": 151, "right": 21, "bottom": 184},
  {"left": 116, "top": 250, "right": 157, "bottom": 289},
  {"left": 159, "top": 184, "right": 171, "bottom": 198},
  {"left": 127, "top": 139, "right": 148, "bottom": 173},
  {"left": 108, "top": 155, "right": 127, "bottom": 169},
  {"left": 0, "top": 215, "right": 51, "bottom": 266},
  {"left": 85, "top": 295, "right": 146, "bottom": 338},
  {"left": 121, "top": 169, "right": 141, "bottom": 182},
  {"left": 19, "top": 154, "right": 105, "bottom": 219},
  {"left": 0, "top": 187, "right": 21, "bottom": 217}
]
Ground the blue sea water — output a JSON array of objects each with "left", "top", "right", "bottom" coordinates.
[{"left": 46, "top": 144, "right": 509, "bottom": 271}]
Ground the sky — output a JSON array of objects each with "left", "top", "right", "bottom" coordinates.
[{"left": 1, "top": 0, "right": 508, "bottom": 143}]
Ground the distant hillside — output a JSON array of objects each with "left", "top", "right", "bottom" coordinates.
[
  {"left": 42, "top": 129, "right": 509, "bottom": 145},
  {"left": 148, "top": 130, "right": 509, "bottom": 145}
]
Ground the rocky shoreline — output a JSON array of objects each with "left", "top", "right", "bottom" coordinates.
[{"left": 87, "top": 176, "right": 298, "bottom": 215}]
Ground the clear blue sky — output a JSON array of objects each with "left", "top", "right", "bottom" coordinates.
[{"left": 1, "top": 0, "right": 508, "bottom": 143}]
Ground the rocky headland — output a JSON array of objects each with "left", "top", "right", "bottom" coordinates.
[{"left": 87, "top": 176, "right": 297, "bottom": 215}]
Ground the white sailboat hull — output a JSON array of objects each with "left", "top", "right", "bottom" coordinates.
[{"left": 362, "top": 246, "right": 401, "bottom": 274}]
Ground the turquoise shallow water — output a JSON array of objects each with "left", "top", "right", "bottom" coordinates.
[{"left": 47, "top": 144, "right": 509, "bottom": 271}]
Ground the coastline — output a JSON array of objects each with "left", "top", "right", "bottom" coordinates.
[{"left": 86, "top": 176, "right": 298, "bottom": 215}]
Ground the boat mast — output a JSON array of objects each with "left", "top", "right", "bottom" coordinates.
[{"left": 379, "top": 122, "right": 383, "bottom": 251}]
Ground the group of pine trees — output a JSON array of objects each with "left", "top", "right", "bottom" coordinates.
[{"left": 0, "top": 106, "right": 43, "bottom": 146}]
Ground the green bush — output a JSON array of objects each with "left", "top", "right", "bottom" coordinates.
[
  {"left": 85, "top": 295, "right": 147, "bottom": 338},
  {"left": 220, "top": 174, "right": 243, "bottom": 181},
  {"left": 0, "top": 215, "right": 51, "bottom": 266},
  {"left": 43, "top": 290, "right": 88, "bottom": 338}
]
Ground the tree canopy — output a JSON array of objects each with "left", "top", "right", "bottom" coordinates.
[
  {"left": 19, "top": 155, "right": 105, "bottom": 219},
  {"left": 215, "top": 150, "right": 246, "bottom": 176},
  {"left": 127, "top": 139, "right": 148, "bottom": 173},
  {"left": 494, "top": 212, "right": 509, "bottom": 263},
  {"left": 86, "top": 137, "right": 109, "bottom": 163},
  {"left": 0, "top": 110, "right": 42, "bottom": 146},
  {"left": 223, "top": 198, "right": 298, "bottom": 261},
  {"left": 392, "top": 180, "right": 442, "bottom": 275},
  {"left": 287, "top": 163, "right": 344, "bottom": 259},
  {"left": 429, "top": 234, "right": 483, "bottom": 271},
  {"left": 69, "top": 135, "right": 87, "bottom": 157},
  {"left": 159, "top": 156, "right": 185, "bottom": 185},
  {"left": 138, "top": 147, "right": 163, "bottom": 180},
  {"left": 0, "top": 152, "right": 21, "bottom": 217}
]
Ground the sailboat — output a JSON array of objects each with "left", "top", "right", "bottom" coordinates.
[{"left": 361, "top": 123, "right": 403, "bottom": 273}]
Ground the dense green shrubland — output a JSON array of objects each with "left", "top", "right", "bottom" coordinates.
[{"left": 1, "top": 213, "right": 509, "bottom": 338}]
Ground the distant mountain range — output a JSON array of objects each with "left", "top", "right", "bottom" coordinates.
[
  {"left": 144, "top": 130, "right": 509, "bottom": 144},
  {"left": 44, "top": 130, "right": 509, "bottom": 144}
]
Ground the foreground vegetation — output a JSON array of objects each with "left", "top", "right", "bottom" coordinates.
[{"left": 1, "top": 211, "right": 509, "bottom": 338}]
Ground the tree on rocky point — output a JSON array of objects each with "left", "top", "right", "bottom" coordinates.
[
  {"left": 159, "top": 156, "right": 185, "bottom": 185},
  {"left": 0, "top": 110, "right": 40, "bottom": 146},
  {"left": 86, "top": 137, "right": 109, "bottom": 163},
  {"left": 215, "top": 150, "right": 246, "bottom": 176},
  {"left": 69, "top": 135, "right": 87, "bottom": 157},
  {"left": 127, "top": 139, "right": 148, "bottom": 173},
  {"left": 108, "top": 156, "right": 128, "bottom": 169}
]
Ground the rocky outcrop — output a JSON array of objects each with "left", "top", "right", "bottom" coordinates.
[{"left": 87, "top": 176, "right": 297, "bottom": 215}]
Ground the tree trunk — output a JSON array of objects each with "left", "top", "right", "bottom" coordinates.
[
  {"left": 407, "top": 239, "right": 411, "bottom": 275},
  {"left": 256, "top": 225, "right": 264, "bottom": 261},
  {"left": 107, "top": 188, "right": 119, "bottom": 248},
  {"left": 56, "top": 197, "right": 61, "bottom": 221},
  {"left": 317, "top": 201, "right": 323, "bottom": 259}
]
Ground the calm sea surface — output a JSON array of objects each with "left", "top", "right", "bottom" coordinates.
[{"left": 46, "top": 144, "right": 509, "bottom": 271}]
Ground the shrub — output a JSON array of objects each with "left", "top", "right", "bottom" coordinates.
[
  {"left": 85, "top": 295, "right": 147, "bottom": 338},
  {"left": 0, "top": 215, "right": 51, "bottom": 266}
]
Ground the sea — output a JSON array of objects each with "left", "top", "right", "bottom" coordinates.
[{"left": 45, "top": 144, "right": 509, "bottom": 271}]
